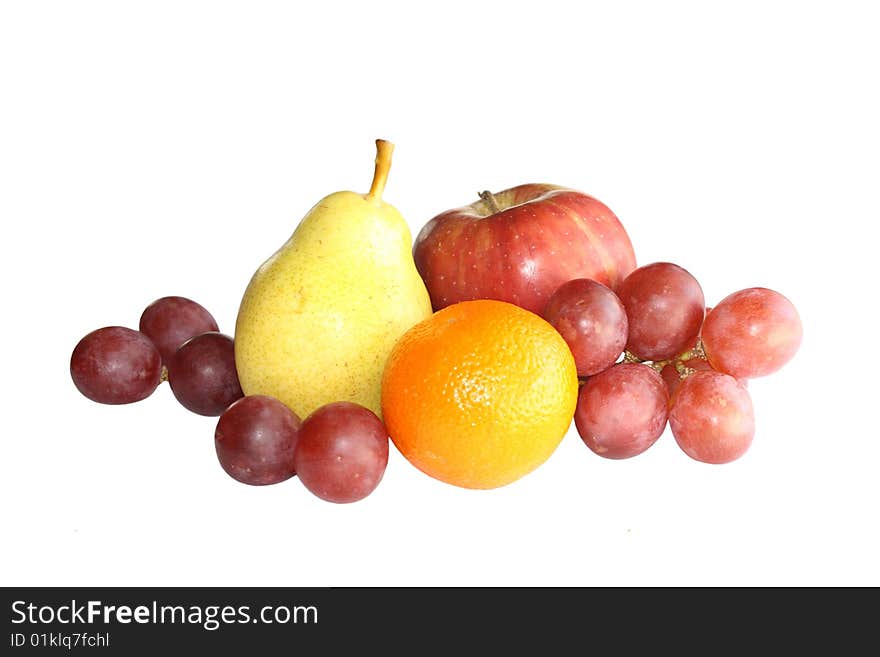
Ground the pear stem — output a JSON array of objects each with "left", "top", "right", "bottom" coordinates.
[
  {"left": 367, "top": 139, "right": 394, "bottom": 203},
  {"left": 479, "top": 190, "right": 501, "bottom": 214}
]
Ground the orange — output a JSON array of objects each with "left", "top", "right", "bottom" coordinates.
[{"left": 381, "top": 299, "right": 578, "bottom": 489}]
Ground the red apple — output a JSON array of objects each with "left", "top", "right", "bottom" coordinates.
[{"left": 413, "top": 184, "right": 637, "bottom": 315}]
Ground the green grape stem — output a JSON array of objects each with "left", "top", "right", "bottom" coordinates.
[
  {"left": 622, "top": 350, "right": 643, "bottom": 364},
  {"left": 675, "top": 360, "right": 696, "bottom": 379},
  {"left": 616, "top": 339, "right": 707, "bottom": 379}
]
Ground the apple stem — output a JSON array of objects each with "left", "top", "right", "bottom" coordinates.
[
  {"left": 367, "top": 139, "right": 394, "bottom": 203},
  {"left": 479, "top": 190, "right": 501, "bottom": 214}
]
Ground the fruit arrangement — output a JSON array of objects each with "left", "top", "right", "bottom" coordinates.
[{"left": 70, "top": 139, "right": 802, "bottom": 502}]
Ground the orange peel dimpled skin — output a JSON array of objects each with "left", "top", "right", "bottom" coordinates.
[{"left": 381, "top": 299, "right": 579, "bottom": 490}]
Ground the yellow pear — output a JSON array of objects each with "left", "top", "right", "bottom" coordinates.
[{"left": 234, "top": 139, "right": 433, "bottom": 419}]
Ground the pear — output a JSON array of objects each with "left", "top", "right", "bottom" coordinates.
[{"left": 234, "top": 139, "right": 433, "bottom": 419}]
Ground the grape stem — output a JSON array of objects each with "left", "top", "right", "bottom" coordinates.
[
  {"left": 649, "top": 359, "right": 669, "bottom": 373},
  {"left": 622, "top": 350, "right": 643, "bottom": 364},
  {"left": 618, "top": 339, "right": 707, "bottom": 379},
  {"left": 676, "top": 338, "right": 706, "bottom": 362},
  {"left": 675, "top": 361, "right": 696, "bottom": 379}
]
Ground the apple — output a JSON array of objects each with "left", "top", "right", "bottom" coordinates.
[{"left": 413, "top": 184, "right": 637, "bottom": 315}]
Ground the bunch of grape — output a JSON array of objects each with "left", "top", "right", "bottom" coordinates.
[
  {"left": 70, "top": 297, "right": 389, "bottom": 504},
  {"left": 542, "top": 263, "right": 803, "bottom": 464}
]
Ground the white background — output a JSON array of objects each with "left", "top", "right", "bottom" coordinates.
[{"left": 2, "top": 1, "right": 877, "bottom": 586}]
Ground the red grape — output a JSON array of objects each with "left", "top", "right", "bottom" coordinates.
[
  {"left": 542, "top": 278, "right": 628, "bottom": 377},
  {"left": 574, "top": 363, "right": 669, "bottom": 459},
  {"left": 617, "top": 262, "right": 705, "bottom": 361},
  {"left": 139, "top": 296, "right": 219, "bottom": 365},
  {"left": 167, "top": 332, "right": 243, "bottom": 416},
  {"left": 669, "top": 370, "right": 755, "bottom": 464},
  {"left": 661, "top": 356, "right": 747, "bottom": 400},
  {"left": 71, "top": 326, "right": 162, "bottom": 404},
  {"left": 294, "top": 402, "right": 389, "bottom": 504},
  {"left": 660, "top": 357, "right": 714, "bottom": 400},
  {"left": 215, "top": 395, "right": 301, "bottom": 485},
  {"left": 702, "top": 287, "right": 802, "bottom": 379}
]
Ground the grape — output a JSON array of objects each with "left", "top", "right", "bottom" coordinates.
[
  {"left": 661, "top": 356, "right": 747, "bottom": 399},
  {"left": 701, "top": 287, "right": 802, "bottom": 379},
  {"left": 669, "top": 370, "right": 754, "bottom": 464},
  {"left": 617, "top": 262, "right": 705, "bottom": 361},
  {"left": 660, "top": 357, "right": 714, "bottom": 400},
  {"left": 542, "top": 278, "right": 628, "bottom": 377},
  {"left": 574, "top": 362, "right": 669, "bottom": 459},
  {"left": 215, "top": 395, "right": 302, "bottom": 485},
  {"left": 167, "top": 332, "right": 243, "bottom": 416},
  {"left": 294, "top": 402, "right": 389, "bottom": 504},
  {"left": 70, "top": 326, "right": 162, "bottom": 404},
  {"left": 139, "top": 296, "right": 219, "bottom": 365}
]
